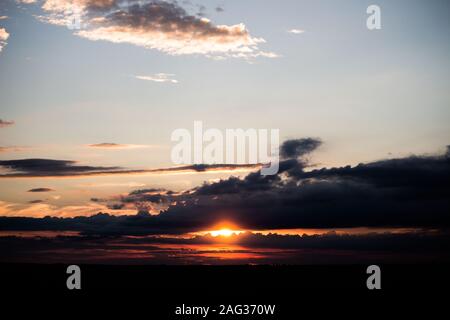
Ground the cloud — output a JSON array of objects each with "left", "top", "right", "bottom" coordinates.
[
  {"left": 0, "top": 200, "right": 135, "bottom": 218},
  {"left": 33, "top": 0, "right": 277, "bottom": 59},
  {"left": 135, "top": 73, "right": 178, "bottom": 83},
  {"left": 0, "top": 119, "right": 14, "bottom": 127},
  {"left": 0, "top": 158, "right": 260, "bottom": 178},
  {"left": 92, "top": 188, "right": 175, "bottom": 214},
  {"left": 87, "top": 143, "right": 152, "bottom": 149},
  {"left": 280, "top": 138, "right": 322, "bottom": 159},
  {"left": 28, "top": 200, "right": 44, "bottom": 204},
  {"left": 0, "top": 146, "right": 26, "bottom": 153},
  {"left": 0, "top": 28, "right": 9, "bottom": 52},
  {"left": 288, "top": 29, "right": 304, "bottom": 34},
  {"left": 0, "top": 159, "right": 122, "bottom": 177},
  {"left": 27, "top": 188, "right": 55, "bottom": 192},
  {"left": 0, "top": 16, "right": 8, "bottom": 20}
]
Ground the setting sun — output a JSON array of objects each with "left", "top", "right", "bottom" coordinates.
[
  {"left": 205, "top": 221, "right": 245, "bottom": 238},
  {"left": 210, "top": 229, "right": 243, "bottom": 237}
]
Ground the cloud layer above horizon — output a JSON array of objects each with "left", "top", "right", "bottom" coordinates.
[{"left": 1, "top": 138, "right": 449, "bottom": 235}]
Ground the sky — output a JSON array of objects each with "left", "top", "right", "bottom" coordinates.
[{"left": 0, "top": 0, "right": 449, "bottom": 264}]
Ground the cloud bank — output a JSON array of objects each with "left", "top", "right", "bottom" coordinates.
[
  {"left": 1, "top": 138, "right": 449, "bottom": 264},
  {"left": 1, "top": 139, "right": 449, "bottom": 235},
  {"left": 1, "top": 230, "right": 448, "bottom": 264}
]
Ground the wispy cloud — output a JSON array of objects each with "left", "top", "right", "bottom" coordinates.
[
  {"left": 0, "top": 146, "right": 27, "bottom": 153},
  {"left": 288, "top": 29, "right": 304, "bottom": 35},
  {"left": 135, "top": 74, "right": 178, "bottom": 84},
  {"left": 28, "top": 188, "right": 55, "bottom": 193},
  {"left": 28, "top": 200, "right": 44, "bottom": 204},
  {"left": 87, "top": 143, "right": 154, "bottom": 149},
  {"left": 0, "top": 16, "right": 8, "bottom": 20},
  {"left": 0, "top": 158, "right": 260, "bottom": 178},
  {"left": 0, "top": 119, "right": 14, "bottom": 127},
  {"left": 77, "top": 182, "right": 146, "bottom": 188},
  {"left": 0, "top": 200, "right": 134, "bottom": 218}
]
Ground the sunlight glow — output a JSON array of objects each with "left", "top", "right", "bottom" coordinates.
[{"left": 209, "top": 228, "right": 243, "bottom": 237}]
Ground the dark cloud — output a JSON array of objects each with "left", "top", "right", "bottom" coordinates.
[
  {"left": 295, "top": 151, "right": 450, "bottom": 189},
  {"left": 0, "top": 158, "right": 258, "bottom": 178},
  {"left": 0, "top": 158, "right": 122, "bottom": 177},
  {"left": 0, "top": 213, "right": 182, "bottom": 236},
  {"left": 121, "top": 192, "right": 167, "bottom": 204},
  {"left": 129, "top": 188, "right": 167, "bottom": 195},
  {"left": 101, "top": 1, "right": 240, "bottom": 38},
  {"left": 124, "top": 230, "right": 450, "bottom": 254},
  {"left": 170, "top": 154, "right": 450, "bottom": 231},
  {"left": 27, "top": 188, "right": 55, "bottom": 193},
  {"left": 28, "top": 200, "right": 44, "bottom": 204},
  {"left": 193, "top": 172, "right": 279, "bottom": 195},
  {"left": 280, "top": 138, "right": 322, "bottom": 159}
]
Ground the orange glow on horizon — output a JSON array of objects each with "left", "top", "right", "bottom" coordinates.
[
  {"left": 199, "top": 221, "right": 246, "bottom": 238},
  {"left": 209, "top": 228, "right": 243, "bottom": 237}
]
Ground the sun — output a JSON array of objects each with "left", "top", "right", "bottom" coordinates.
[
  {"left": 210, "top": 228, "right": 238, "bottom": 237},
  {"left": 203, "top": 221, "right": 245, "bottom": 238}
]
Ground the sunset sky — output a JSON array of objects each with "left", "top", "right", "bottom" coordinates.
[{"left": 0, "top": 0, "right": 449, "bottom": 264}]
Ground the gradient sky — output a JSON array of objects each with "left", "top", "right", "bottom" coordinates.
[
  {"left": 0, "top": 0, "right": 449, "bottom": 265},
  {"left": 0, "top": 0, "right": 449, "bottom": 214}
]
